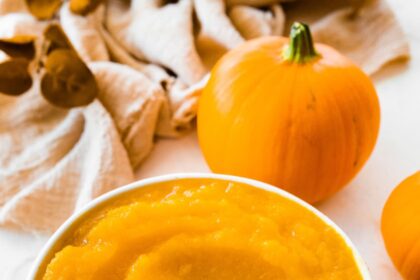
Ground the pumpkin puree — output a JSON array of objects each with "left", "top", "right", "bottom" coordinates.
[{"left": 43, "top": 179, "right": 362, "bottom": 279}]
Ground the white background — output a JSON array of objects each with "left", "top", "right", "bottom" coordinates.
[{"left": 1, "top": 0, "right": 419, "bottom": 279}]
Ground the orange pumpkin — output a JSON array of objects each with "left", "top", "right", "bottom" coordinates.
[
  {"left": 197, "top": 22, "right": 380, "bottom": 203},
  {"left": 381, "top": 171, "right": 420, "bottom": 279}
]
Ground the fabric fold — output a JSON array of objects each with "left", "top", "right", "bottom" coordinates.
[
  {"left": 311, "top": 0, "right": 410, "bottom": 74},
  {"left": 59, "top": 3, "right": 109, "bottom": 62},
  {"left": 106, "top": 0, "right": 208, "bottom": 85},
  {"left": 0, "top": 91, "right": 134, "bottom": 232},
  {"left": 229, "top": 4, "right": 285, "bottom": 39},
  {"left": 90, "top": 61, "right": 166, "bottom": 168}
]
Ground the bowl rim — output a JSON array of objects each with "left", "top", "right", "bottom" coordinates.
[{"left": 28, "top": 172, "right": 371, "bottom": 279}]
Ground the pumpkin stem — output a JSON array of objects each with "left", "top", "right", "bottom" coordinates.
[{"left": 283, "top": 22, "right": 319, "bottom": 64}]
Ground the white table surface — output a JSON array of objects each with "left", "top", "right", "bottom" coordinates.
[{"left": 1, "top": 1, "right": 419, "bottom": 279}]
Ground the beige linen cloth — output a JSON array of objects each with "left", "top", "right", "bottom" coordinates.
[{"left": 0, "top": 0, "right": 409, "bottom": 233}]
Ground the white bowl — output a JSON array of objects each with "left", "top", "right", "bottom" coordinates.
[{"left": 28, "top": 173, "right": 371, "bottom": 279}]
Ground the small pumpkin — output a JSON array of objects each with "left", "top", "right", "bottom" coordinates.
[
  {"left": 40, "top": 24, "right": 98, "bottom": 108},
  {"left": 0, "top": 36, "right": 35, "bottom": 96},
  {"left": 0, "top": 24, "right": 98, "bottom": 108},
  {"left": 41, "top": 49, "right": 98, "bottom": 108},
  {"left": 24, "top": 0, "right": 102, "bottom": 19},
  {"left": 69, "top": 0, "right": 104, "bottom": 15},
  {"left": 197, "top": 22, "right": 380, "bottom": 203},
  {"left": 0, "top": 36, "right": 36, "bottom": 60},
  {"left": 381, "top": 171, "right": 420, "bottom": 280},
  {"left": 25, "top": 0, "right": 62, "bottom": 20},
  {"left": 0, "top": 58, "right": 32, "bottom": 96}
]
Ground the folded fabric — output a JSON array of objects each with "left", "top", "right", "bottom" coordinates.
[
  {"left": 284, "top": 0, "right": 410, "bottom": 74},
  {"left": 0, "top": 0, "right": 409, "bottom": 232},
  {"left": 0, "top": 91, "right": 134, "bottom": 232}
]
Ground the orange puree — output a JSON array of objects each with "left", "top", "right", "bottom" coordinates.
[{"left": 43, "top": 179, "right": 362, "bottom": 279}]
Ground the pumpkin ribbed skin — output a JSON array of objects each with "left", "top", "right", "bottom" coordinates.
[
  {"left": 197, "top": 36, "right": 380, "bottom": 203},
  {"left": 381, "top": 171, "right": 420, "bottom": 280}
]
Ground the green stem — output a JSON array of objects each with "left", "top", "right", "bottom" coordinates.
[{"left": 283, "top": 22, "right": 319, "bottom": 64}]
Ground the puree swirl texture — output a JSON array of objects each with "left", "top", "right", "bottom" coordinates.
[{"left": 42, "top": 179, "right": 362, "bottom": 279}]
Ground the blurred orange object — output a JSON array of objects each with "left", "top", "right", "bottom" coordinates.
[{"left": 382, "top": 171, "right": 420, "bottom": 280}]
